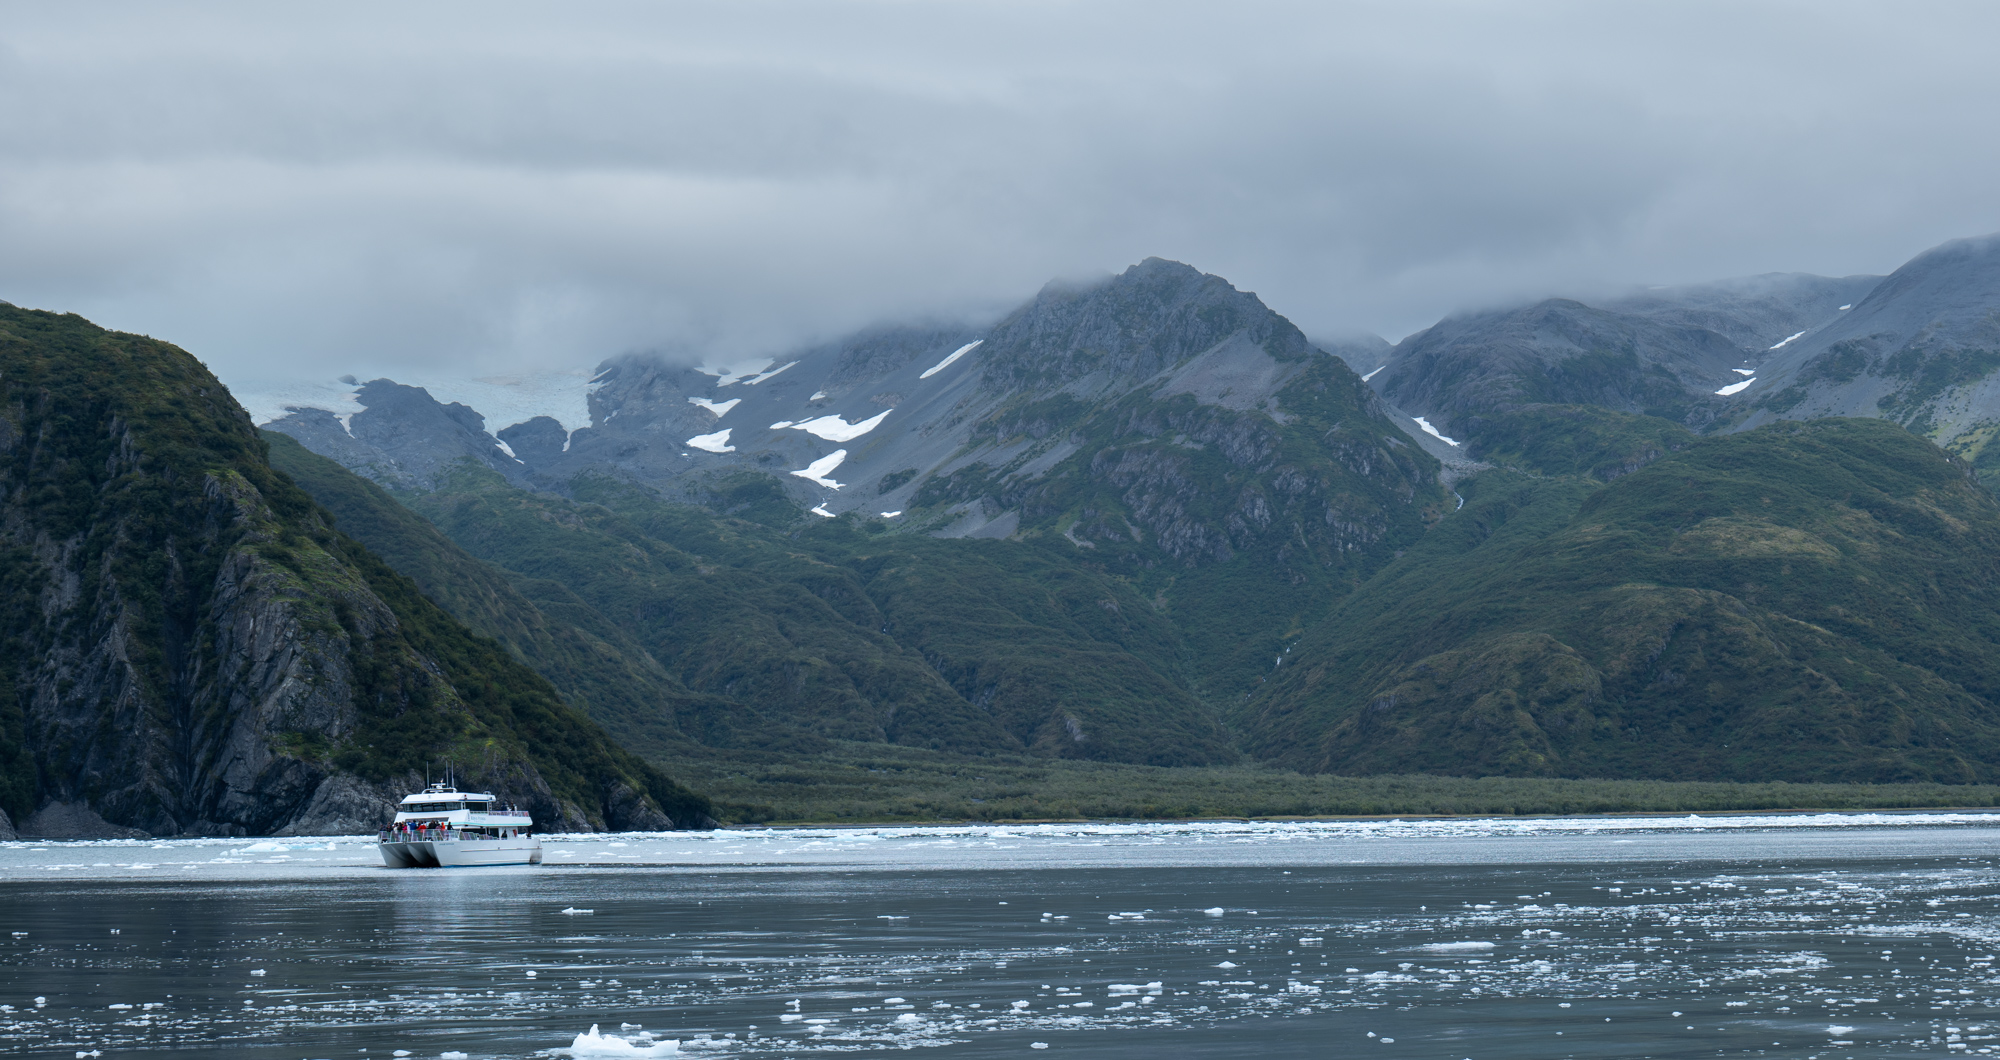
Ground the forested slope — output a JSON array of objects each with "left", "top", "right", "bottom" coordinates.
[{"left": 0, "top": 304, "right": 710, "bottom": 836}]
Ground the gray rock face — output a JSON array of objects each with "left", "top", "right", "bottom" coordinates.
[
  {"left": 19, "top": 801, "right": 149, "bottom": 839},
  {"left": 0, "top": 806, "right": 14, "bottom": 840},
  {"left": 1375, "top": 298, "right": 1748, "bottom": 437},
  {"left": 264, "top": 380, "right": 527, "bottom": 492},
  {"left": 1730, "top": 235, "right": 2000, "bottom": 475},
  {"left": 264, "top": 259, "right": 1425, "bottom": 548},
  {"left": 1602, "top": 272, "right": 1882, "bottom": 352}
]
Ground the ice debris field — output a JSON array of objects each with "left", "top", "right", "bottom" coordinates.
[{"left": 7, "top": 814, "right": 2000, "bottom": 1057}]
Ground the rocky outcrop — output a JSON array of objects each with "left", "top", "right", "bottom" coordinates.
[
  {"left": 0, "top": 304, "right": 712, "bottom": 836},
  {"left": 264, "top": 380, "right": 528, "bottom": 492}
]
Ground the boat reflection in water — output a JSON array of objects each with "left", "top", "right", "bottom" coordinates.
[{"left": 377, "top": 783, "right": 542, "bottom": 868}]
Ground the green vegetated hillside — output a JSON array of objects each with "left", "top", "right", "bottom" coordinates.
[
  {"left": 1246, "top": 416, "right": 2000, "bottom": 783},
  {"left": 272, "top": 450, "right": 1236, "bottom": 766},
  {"left": 277, "top": 396, "right": 2000, "bottom": 808},
  {"left": 0, "top": 304, "right": 708, "bottom": 835}
]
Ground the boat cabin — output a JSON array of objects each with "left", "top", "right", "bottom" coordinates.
[{"left": 389, "top": 783, "right": 532, "bottom": 839}]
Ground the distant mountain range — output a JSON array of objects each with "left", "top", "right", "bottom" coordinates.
[{"left": 11, "top": 232, "right": 2000, "bottom": 836}]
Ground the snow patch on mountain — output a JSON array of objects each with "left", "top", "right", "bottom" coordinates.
[
  {"left": 687, "top": 429, "right": 736, "bottom": 453},
  {"left": 920, "top": 340, "right": 983, "bottom": 379},
  {"left": 792, "top": 450, "right": 848, "bottom": 489}
]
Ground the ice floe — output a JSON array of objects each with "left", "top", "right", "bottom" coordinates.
[
  {"left": 685, "top": 429, "right": 735, "bottom": 454},
  {"left": 567, "top": 1024, "right": 678, "bottom": 1054},
  {"left": 920, "top": 341, "right": 983, "bottom": 379},
  {"left": 791, "top": 450, "right": 848, "bottom": 489}
]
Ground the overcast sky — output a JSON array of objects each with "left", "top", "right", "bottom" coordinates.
[{"left": 4, "top": 1, "right": 2000, "bottom": 390}]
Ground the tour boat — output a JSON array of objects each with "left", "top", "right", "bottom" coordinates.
[{"left": 377, "top": 783, "right": 542, "bottom": 868}]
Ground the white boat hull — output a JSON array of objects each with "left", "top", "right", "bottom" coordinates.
[{"left": 379, "top": 837, "right": 542, "bottom": 868}]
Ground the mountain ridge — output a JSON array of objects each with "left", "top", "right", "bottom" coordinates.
[{"left": 0, "top": 304, "right": 711, "bottom": 837}]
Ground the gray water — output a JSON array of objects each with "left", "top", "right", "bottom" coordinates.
[{"left": 5, "top": 814, "right": 2000, "bottom": 1058}]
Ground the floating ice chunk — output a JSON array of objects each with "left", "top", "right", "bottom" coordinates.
[
  {"left": 1203, "top": 907, "right": 1225, "bottom": 916},
  {"left": 241, "top": 842, "right": 286, "bottom": 853},
  {"left": 687, "top": 397, "right": 741, "bottom": 418},
  {"left": 883, "top": 998, "right": 906, "bottom": 1004},
  {"left": 248, "top": 969, "right": 266, "bottom": 976},
  {"left": 526, "top": 970, "right": 538, "bottom": 978},
  {"left": 1732, "top": 368, "right": 1756, "bottom": 376},
  {"left": 791, "top": 450, "right": 848, "bottom": 489},
  {"left": 779, "top": 1014, "right": 802, "bottom": 1023},
  {"left": 1216, "top": 961, "right": 1238, "bottom": 969},
  {"left": 1715, "top": 378, "right": 1755, "bottom": 396},
  {"left": 561, "top": 907, "right": 595, "bottom": 915},
  {"left": 107, "top": 1003, "right": 132, "bottom": 1010},
  {"left": 920, "top": 340, "right": 983, "bottom": 379},
  {"left": 1361, "top": 365, "right": 1385, "bottom": 382},
  {"left": 34, "top": 997, "right": 46, "bottom": 1006},
  {"left": 1419, "top": 942, "right": 1495, "bottom": 952},
  {"left": 1108, "top": 982, "right": 1164, "bottom": 995},
  {"left": 876, "top": 915, "right": 908, "bottom": 920},
  {"left": 1011, "top": 1000, "right": 1030, "bottom": 1009},
  {"left": 1031, "top": 1045, "right": 1049, "bottom": 1051},
  {"left": 810, "top": 505, "right": 836, "bottom": 518},
  {"left": 784, "top": 409, "right": 893, "bottom": 442},
  {"left": 568, "top": 1024, "right": 679, "bottom": 1054},
  {"left": 1412, "top": 417, "right": 1459, "bottom": 447},
  {"left": 1839, "top": 304, "right": 1852, "bottom": 310},
  {"left": 1298, "top": 937, "right": 1324, "bottom": 945},
  {"left": 1827, "top": 1024, "right": 1856, "bottom": 1035},
  {"left": 442, "top": 1053, "right": 470, "bottom": 1059},
  {"left": 1769, "top": 330, "right": 1808, "bottom": 350},
  {"left": 896, "top": 1012, "right": 920, "bottom": 1023},
  {"left": 685, "top": 429, "right": 735, "bottom": 454},
  {"left": 880, "top": 510, "right": 901, "bottom": 518}
]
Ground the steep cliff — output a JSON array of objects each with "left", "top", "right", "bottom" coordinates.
[{"left": 0, "top": 304, "right": 711, "bottom": 836}]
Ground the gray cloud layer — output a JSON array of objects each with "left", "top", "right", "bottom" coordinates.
[{"left": 4, "top": 1, "right": 1999, "bottom": 387}]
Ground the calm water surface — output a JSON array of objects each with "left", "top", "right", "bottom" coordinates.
[{"left": 5, "top": 814, "right": 2000, "bottom": 1058}]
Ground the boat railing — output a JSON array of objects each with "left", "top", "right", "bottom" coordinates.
[{"left": 377, "top": 829, "right": 529, "bottom": 843}]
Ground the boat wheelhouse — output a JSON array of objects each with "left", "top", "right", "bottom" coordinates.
[{"left": 377, "top": 783, "right": 542, "bottom": 868}]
